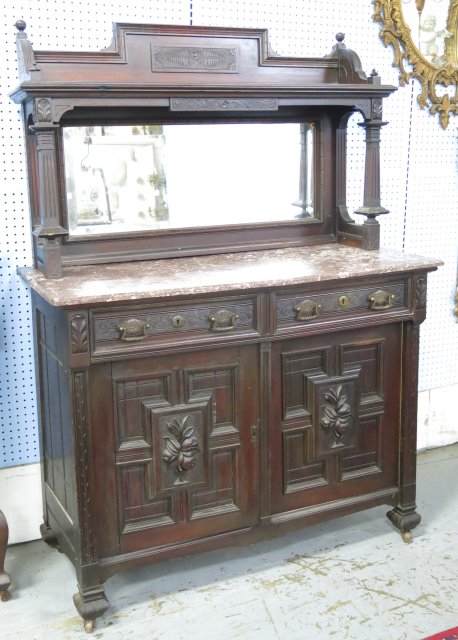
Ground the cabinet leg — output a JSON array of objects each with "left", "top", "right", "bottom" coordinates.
[
  {"left": 40, "top": 522, "right": 62, "bottom": 552},
  {"left": 73, "top": 585, "right": 109, "bottom": 632},
  {"left": 386, "top": 506, "right": 421, "bottom": 543},
  {"left": 0, "top": 510, "right": 11, "bottom": 601}
]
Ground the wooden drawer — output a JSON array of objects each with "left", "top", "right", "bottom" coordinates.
[
  {"left": 90, "top": 294, "right": 261, "bottom": 357},
  {"left": 274, "top": 279, "right": 409, "bottom": 332}
]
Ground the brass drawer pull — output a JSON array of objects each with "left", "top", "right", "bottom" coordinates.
[
  {"left": 118, "top": 318, "right": 150, "bottom": 341},
  {"left": 294, "top": 300, "right": 321, "bottom": 321},
  {"left": 368, "top": 290, "right": 395, "bottom": 311},
  {"left": 209, "top": 309, "right": 239, "bottom": 331}
]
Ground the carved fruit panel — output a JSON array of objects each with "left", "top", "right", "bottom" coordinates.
[
  {"left": 311, "top": 373, "right": 360, "bottom": 457},
  {"left": 150, "top": 401, "right": 211, "bottom": 495}
]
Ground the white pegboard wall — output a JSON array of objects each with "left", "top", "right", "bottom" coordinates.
[
  {"left": 193, "top": 0, "right": 411, "bottom": 250},
  {"left": 1, "top": 5, "right": 36, "bottom": 467},
  {"left": 1, "top": 1, "right": 458, "bottom": 469},
  {"left": 403, "top": 102, "right": 458, "bottom": 391},
  {"left": 0, "top": 0, "right": 192, "bottom": 470}
]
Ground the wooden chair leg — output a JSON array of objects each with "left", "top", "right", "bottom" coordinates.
[{"left": 0, "top": 510, "right": 11, "bottom": 601}]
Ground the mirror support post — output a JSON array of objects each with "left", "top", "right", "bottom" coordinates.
[
  {"left": 292, "top": 123, "right": 314, "bottom": 218},
  {"left": 29, "top": 101, "right": 67, "bottom": 278},
  {"left": 354, "top": 118, "right": 389, "bottom": 250}
]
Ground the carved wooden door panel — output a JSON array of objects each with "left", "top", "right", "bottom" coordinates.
[
  {"left": 269, "top": 324, "right": 401, "bottom": 516},
  {"left": 90, "top": 345, "right": 259, "bottom": 557}
]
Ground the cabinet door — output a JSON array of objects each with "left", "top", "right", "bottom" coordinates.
[
  {"left": 270, "top": 324, "right": 401, "bottom": 516},
  {"left": 91, "top": 345, "right": 259, "bottom": 556}
]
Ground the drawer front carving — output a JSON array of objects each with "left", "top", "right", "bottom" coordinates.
[
  {"left": 91, "top": 296, "right": 259, "bottom": 356},
  {"left": 275, "top": 280, "right": 407, "bottom": 331}
]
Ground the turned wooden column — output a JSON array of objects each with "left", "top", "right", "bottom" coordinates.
[
  {"left": 0, "top": 510, "right": 11, "bottom": 601},
  {"left": 354, "top": 114, "right": 389, "bottom": 250},
  {"left": 292, "top": 123, "right": 314, "bottom": 217}
]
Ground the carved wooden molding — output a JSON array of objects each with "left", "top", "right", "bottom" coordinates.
[
  {"left": 71, "top": 315, "right": 89, "bottom": 354},
  {"left": 396, "top": 320, "right": 421, "bottom": 514},
  {"left": 170, "top": 98, "right": 278, "bottom": 111},
  {"left": 31, "top": 97, "right": 74, "bottom": 126},
  {"left": 372, "top": 98, "right": 383, "bottom": 120},
  {"left": 152, "top": 45, "right": 238, "bottom": 73},
  {"left": 414, "top": 276, "right": 427, "bottom": 310},
  {"left": 73, "top": 372, "right": 96, "bottom": 564},
  {"left": 34, "top": 98, "right": 52, "bottom": 123}
]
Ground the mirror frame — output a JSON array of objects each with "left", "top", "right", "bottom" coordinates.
[{"left": 373, "top": 0, "right": 458, "bottom": 128}]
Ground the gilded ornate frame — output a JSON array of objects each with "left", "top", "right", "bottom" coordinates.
[{"left": 373, "top": 0, "right": 458, "bottom": 128}]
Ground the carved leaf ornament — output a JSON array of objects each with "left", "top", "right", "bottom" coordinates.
[
  {"left": 320, "top": 385, "right": 352, "bottom": 445},
  {"left": 161, "top": 415, "right": 200, "bottom": 484}
]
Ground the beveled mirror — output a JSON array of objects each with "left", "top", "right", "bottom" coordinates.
[
  {"left": 62, "top": 122, "right": 316, "bottom": 237},
  {"left": 373, "top": 0, "right": 458, "bottom": 127}
]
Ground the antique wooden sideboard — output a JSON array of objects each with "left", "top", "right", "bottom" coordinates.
[{"left": 11, "top": 21, "right": 440, "bottom": 631}]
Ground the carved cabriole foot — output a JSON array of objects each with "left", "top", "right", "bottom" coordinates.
[
  {"left": 40, "top": 522, "right": 62, "bottom": 552},
  {"left": 73, "top": 586, "right": 109, "bottom": 633},
  {"left": 386, "top": 507, "right": 421, "bottom": 543},
  {"left": 0, "top": 510, "right": 11, "bottom": 601}
]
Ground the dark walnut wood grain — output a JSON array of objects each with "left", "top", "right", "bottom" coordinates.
[
  {"left": 0, "top": 511, "right": 11, "bottom": 602},
  {"left": 12, "top": 21, "right": 441, "bottom": 631}
]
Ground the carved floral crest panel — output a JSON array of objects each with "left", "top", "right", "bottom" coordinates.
[{"left": 151, "top": 46, "right": 238, "bottom": 73}]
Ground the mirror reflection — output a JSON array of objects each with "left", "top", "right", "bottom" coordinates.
[{"left": 63, "top": 122, "right": 315, "bottom": 236}]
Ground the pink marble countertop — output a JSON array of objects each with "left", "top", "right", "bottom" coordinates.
[{"left": 18, "top": 245, "right": 442, "bottom": 308}]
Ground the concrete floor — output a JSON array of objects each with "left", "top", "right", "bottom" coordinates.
[{"left": 2, "top": 444, "right": 458, "bottom": 640}]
